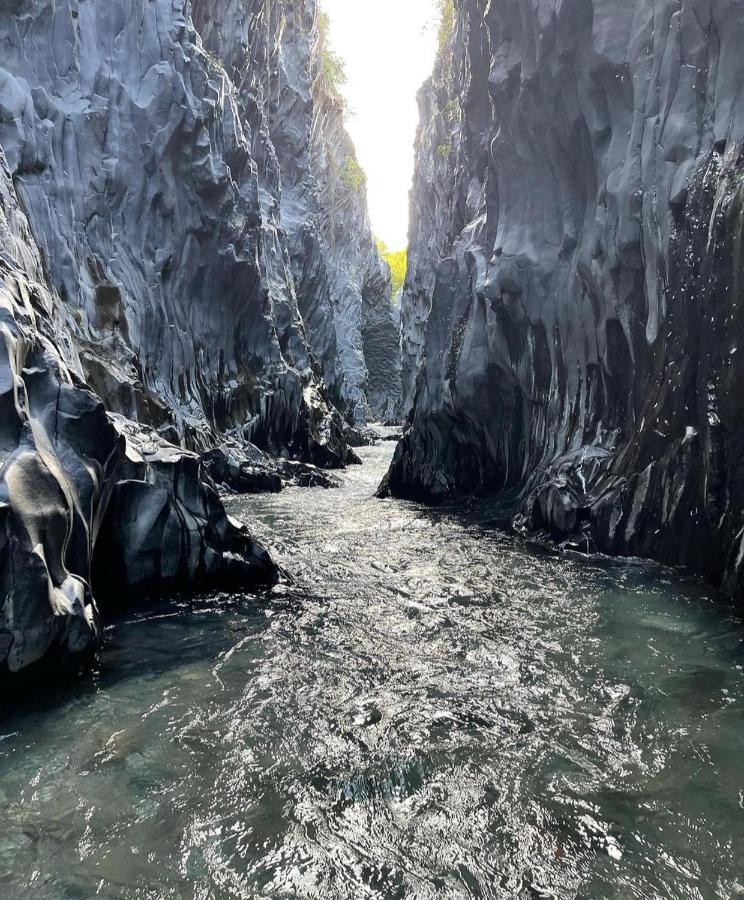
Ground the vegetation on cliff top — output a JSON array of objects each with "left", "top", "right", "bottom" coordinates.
[
  {"left": 437, "top": 0, "right": 455, "bottom": 52},
  {"left": 377, "top": 240, "right": 407, "bottom": 299},
  {"left": 318, "top": 11, "right": 346, "bottom": 106},
  {"left": 341, "top": 155, "right": 366, "bottom": 191}
]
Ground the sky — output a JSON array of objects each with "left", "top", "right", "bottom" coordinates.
[{"left": 321, "top": 0, "right": 439, "bottom": 249}]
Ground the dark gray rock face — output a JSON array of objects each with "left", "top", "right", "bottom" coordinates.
[
  {"left": 202, "top": 438, "right": 341, "bottom": 493},
  {"left": 363, "top": 284, "right": 403, "bottom": 424},
  {"left": 0, "top": 151, "right": 276, "bottom": 675},
  {"left": 0, "top": 0, "right": 395, "bottom": 460},
  {"left": 387, "top": 0, "right": 744, "bottom": 599},
  {"left": 0, "top": 0, "right": 396, "bottom": 675},
  {"left": 264, "top": 0, "right": 402, "bottom": 425}
]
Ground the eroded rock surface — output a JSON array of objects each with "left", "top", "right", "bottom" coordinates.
[
  {"left": 0, "top": 150, "right": 276, "bottom": 676},
  {"left": 265, "top": 0, "right": 402, "bottom": 425},
  {"left": 0, "top": 0, "right": 396, "bottom": 676},
  {"left": 387, "top": 0, "right": 744, "bottom": 599},
  {"left": 0, "top": 0, "right": 396, "bottom": 458}
]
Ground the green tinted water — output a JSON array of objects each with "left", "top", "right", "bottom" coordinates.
[{"left": 1, "top": 442, "right": 743, "bottom": 899}]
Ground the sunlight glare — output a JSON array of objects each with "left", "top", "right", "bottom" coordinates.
[{"left": 320, "top": 0, "right": 439, "bottom": 250}]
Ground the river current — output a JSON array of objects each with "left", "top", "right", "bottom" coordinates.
[{"left": 1, "top": 440, "right": 743, "bottom": 899}]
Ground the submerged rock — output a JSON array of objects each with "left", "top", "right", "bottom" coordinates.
[{"left": 387, "top": 0, "right": 744, "bottom": 600}]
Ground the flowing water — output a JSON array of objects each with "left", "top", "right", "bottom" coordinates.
[{"left": 1, "top": 440, "right": 744, "bottom": 899}]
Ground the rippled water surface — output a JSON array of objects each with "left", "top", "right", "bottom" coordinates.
[{"left": 2, "top": 441, "right": 744, "bottom": 899}]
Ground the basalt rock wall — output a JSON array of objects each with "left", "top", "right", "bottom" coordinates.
[
  {"left": 0, "top": 0, "right": 397, "bottom": 460},
  {"left": 0, "top": 0, "right": 396, "bottom": 676},
  {"left": 386, "top": 0, "right": 744, "bottom": 600},
  {"left": 268, "top": 1, "right": 402, "bottom": 425},
  {"left": 0, "top": 149, "right": 276, "bottom": 676}
]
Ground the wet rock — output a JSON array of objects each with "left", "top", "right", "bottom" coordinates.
[
  {"left": 94, "top": 417, "right": 277, "bottom": 606},
  {"left": 345, "top": 426, "right": 381, "bottom": 448},
  {"left": 203, "top": 438, "right": 343, "bottom": 491},
  {"left": 203, "top": 444, "right": 283, "bottom": 495},
  {"left": 0, "top": 150, "right": 277, "bottom": 675},
  {"left": 0, "top": 0, "right": 401, "bottom": 676},
  {"left": 388, "top": 0, "right": 744, "bottom": 600},
  {"left": 276, "top": 459, "right": 342, "bottom": 490}
]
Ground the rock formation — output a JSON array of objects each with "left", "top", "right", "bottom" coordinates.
[
  {"left": 269, "top": 2, "right": 403, "bottom": 425},
  {"left": 0, "top": 0, "right": 399, "bottom": 454},
  {"left": 0, "top": 149, "right": 276, "bottom": 675},
  {"left": 0, "top": 0, "right": 399, "bottom": 676},
  {"left": 386, "top": 0, "right": 744, "bottom": 600}
]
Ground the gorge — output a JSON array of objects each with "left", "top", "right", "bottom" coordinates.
[
  {"left": 387, "top": 0, "right": 744, "bottom": 603},
  {"left": 2, "top": 0, "right": 744, "bottom": 897},
  {"left": 0, "top": 0, "right": 400, "bottom": 675}
]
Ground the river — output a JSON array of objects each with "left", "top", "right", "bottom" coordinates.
[{"left": 1, "top": 440, "right": 743, "bottom": 899}]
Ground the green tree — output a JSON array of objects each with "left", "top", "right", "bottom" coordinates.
[
  {"left": 318, "top": 11, "right": 346, "bottom": 105},
  {"left": 377, "top": 240, "right": 408, "bottom": 299},
  {"left": 437, "top": 0, "right": 455, "bottom": 52}
]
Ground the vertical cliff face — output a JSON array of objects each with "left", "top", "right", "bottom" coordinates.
[
  {"left": 184, "top": 0, "right": 402, "bottom": 429},
  {"left": 0, "top": 0, "right": 399, "bottom": 676},
  {"left": 386, "top": 0, "right": 744, "bottom": 599},
  {"left": 0, "top": 149, "right": 277, "bottom": 675},
  {"left": 362, "top": 283, "right": 404, "bottom": 424},
  {"left": 0, "top": 0, "right": 397, "bottom": 460},
  {"left": 399, "top": 46, "right": 473, "bottom": 420},
  {"left": 272, "top": 1, "right": 403, "bottom": 425}
]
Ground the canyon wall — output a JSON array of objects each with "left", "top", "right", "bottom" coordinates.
[
  {"left": 193, "top": 0, "right": 401, "bottom": 426},
  {"left": 386, "top": 0, "right": 744, "bottom": 599},
  {"left": 0, "top": 148, "right": 276, "bottom": 674},
  {"left": 0, "top": 0, "right": 398, "bottom": 675},
  {"left": 0, "top": 0, "right": 398, "bottom": 462}
]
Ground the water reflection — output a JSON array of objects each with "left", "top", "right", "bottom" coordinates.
[{"left": 1, "top": 441, "right": 743, "bottom": 898}]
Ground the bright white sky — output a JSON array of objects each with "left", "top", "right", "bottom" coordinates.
[{"left": 321, "top": 0, "right": 438, "bottom": 249}]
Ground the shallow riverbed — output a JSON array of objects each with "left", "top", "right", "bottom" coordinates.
[{"left": 1, "top": 441, "right": 744, "bottom": 899}]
